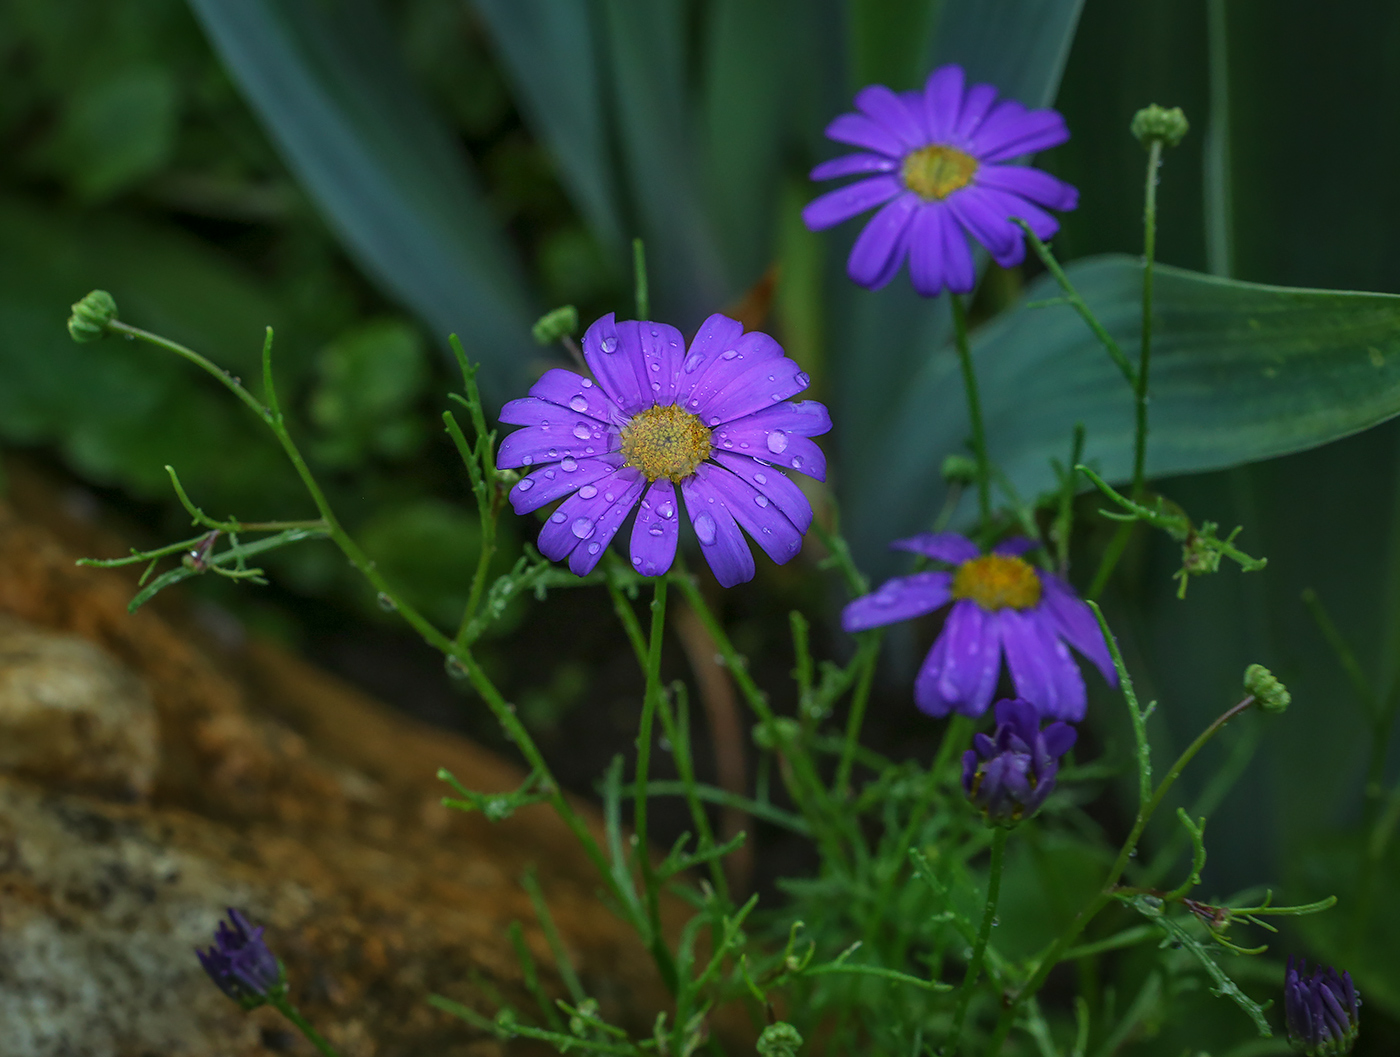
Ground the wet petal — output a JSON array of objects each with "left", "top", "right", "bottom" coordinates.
[
  {"left": 907, "top": 201, "right": 949, "bottom": 297},
  {"left": 941, "top": 210, "right": 976, "bottom": 293},
  {"left": 1041, "top": 720, "right": 1077, "bottom": 760},
  {"left": 694, "top": 355, "right": 811, "bottom": 425},
  {"left": 712, "top": 452, "right": 813, "bottom": 533},
  {"left": 954, "top": 83, "right": 1000, "bottom": 142},
  {"left": 975, "top": 165, "right": 1079, "bottom": 211},
  {"left": 673, "top": 313, "right": 746, "bottom": 409},
  {"left": 1002, "top": 608, "right": 1086, "bottom": 721},
  {"left": 811, "top": 152, "right": 899, "bottom": 181},
  {"left": 1040, "top": 575, "right": 1117, "bottom": 684},
  {"left": 922, "top": 64, "right": 966, "bottom": 141},
  {"left": 935, "top": 600, "right": 1002, "bottom": 716},
  {"left": 496, "top": 422, "right": 620, "bottom": 470},
  {"left": 523, "top": 368, "right": 619, "bottom": 424},
  {"left": 682, "top": 468, "right": 755, "bottom": 588},
  {"left": 993, "top": 537, "right": 1039, "bottom": 557},
  {"left": 510, "top": 452, "right": 624, "bottom": 514},
  {"left": 842, "top": 571, "right": 952, "bottom": 632},
  {"left": 567, "top": 472, "right": 647, "bottom": 575},
  {"left": 975, "top": 186, "right": 1060, "bottom": 242},
  {"left": 582, "top": 313, "right": 648, "bottom": 414},
  {"left": 802, "top": 175, "right": 903, "bottom": 231},
  {"left": 711, "top": 416, "right": 827, "bottom": 481},
  {"left": 890, "top": 532, "right": 979, "bottom": 564},
  {"left": 713, "top": 399, "right": 831, "bottom": 437},
  {"left": 974, "top": 105, "right": 1070, "bottom": 162},
  {"left": 631, "top": 320, "right": 688, "bottom": 406},
  {"left": 700, "top": 462, "right": 803, "bottom": 566},
  {"left": 629, "top": 478, "right": 680, "bottom": 577},
  {"left": 848, "top": 194, "right": 919, "bottom": 289},
  {"left": 824, "top": 112, "right": 904, "bottom": 156},
  {"left": 946, "top": 187, "right": 1018, "bottom": 260},
  {"left": 677, "top": 329, "right": 785, "bottom": 419},
  {"left": 536, "top": 466, "right": 644, "bottom": 564},
  {"left": 854, "top": 84, "right": 926, "bottom": 148},
  {"left": 914, "top": 628, "right": 958, "bottom": 717}
]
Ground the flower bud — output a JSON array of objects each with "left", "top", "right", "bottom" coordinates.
[
  {"left": 1130, "top": 105, "right": 1189, "bottom": 149},
  {"left": 941, "top": 454, "right": 978, "bottom": 485},
  {"left": 196, "top": 908, "right": 283, "bottom": 1010},
  {"left": 962, "top": 698, "right": 1076, "bottom": 827},
  {"left": 1244, "top": 663, "right": 1290, "bottom": 714},
  {"left": 758, "top": 1022, "right": 803, "bottom": 1057},
  {"left": 68, "top": 289, "right": 118, "bottom": 343},
  {"left": 532, "top": 305, "right": 579, "bottom": 346},
  {"left": 1285, "top": 957, "right": 1360, "bottom": 1055}
]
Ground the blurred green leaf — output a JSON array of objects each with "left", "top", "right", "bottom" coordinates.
[
  {"left": 309, "top": 318, "right": 428, "bottom": 467},
  {"left": 185, "top": 0, "right": 537, "bottom": 398},
  {"left": 356, "top": 498, "right": 482, "bottom": 630},
  {"left": 47, "top": 66, "right": 179, "bottom": 201}
]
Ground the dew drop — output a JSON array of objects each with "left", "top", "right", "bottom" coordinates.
[
  {"left": 722, "top": 349, "right": 738, "bottom": 360},
  {"left": 723, "top": 440, "right": 733, "bottom": 448},
  {"left": 517, "top": 478, "right": 535, "bottom": 492},
  {"left": 522, "top": 455, "right": 534, "bottom": 466},
  {"left": 633, "top": 555, "right": 643, "bottom": 566},
  {"left": 571, "top": 517, "right": 596, "bottom": 539},
  {"left": 585, "top": 446, "right": 595, "bottom": 454},
  {"left": 658, "top": 502, "right": 675, "bottom": 519},
  {"left": 579, "top": 484, "right": 598, "bottom": 499},
  {"left": 550, "top": 511, "right": 567, "bottom": 524},
  {"left": 581, "top": 378, "right": 594, "bottom": 387},
  {"left": 561, "top": 456, "right": 578, "bottom": 472},
  {"left": 695, "top": 514, "right": 717, "bottom": 545},
  {"left": 766, "top": 430, "right": 789, "bottom": 454},
  {"left": 588, "top": 542, "right": 601, "bottom": 555},
  {"left": 708, "top": 416, "right": 722, "bottom": 426},
  {"left": 650, "top": 362, "right": 660, "bottom": 372},
  {"left": 796, "top": 371, "right": 811, "bottom": 388},
  {"left": 571, "top": 423, "right": 591, "bottom": 440},
  {"left": 652, "top": 382, "right": 661, "bottom": 391},
  {"left": 604, "top": 491, "right": 615, "bottom": 502},
  {"left": 544, "top": 469, "right": 556, "bottom": 480},
  {"left": 601, "top": 336, "right": 618, "bottom": 353},
  {"left": 755, "top": 495, "right": 769, "bottom": 508},
  {"left": 569, "top": 394, "right": 589, "bottom": 412},
  {"left": 649, "top": 328, "right": 658, "bottom": 336},
  {"left": 648, "top": 524, "right": 665, "bottom": 537},
  {"left": 767, "top": 373, "right": 776, "bottom": 382},
  {"left": 791, "top": 455, "right": 804, "bottom": 469},
  {"left": 684, "top": 351, "right": 705, "bottom": 372},
  {"left": 547, "top": 447, "right": 559, "bottom": 458},
  {"left": 754, "top": 472, "right": 767, "bottom": 485}
]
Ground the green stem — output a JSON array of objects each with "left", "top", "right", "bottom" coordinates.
[
  {"left": 1134, "top": 139, "right": 1163, "bottom": 498},
  {"left": 271, "top": 996, "right": 343, "bottom": 1057},
  {"left": 945, "top": 827, "right": 1008, "bottom": 1055},
  {"left": 950, "top": 296, "right": 991, "bottom": 524},
  {"left": 633, "top": 238, "right": 650, "bottom": 320},
  {"left": 834, "top": 634, "right": 879, "bottom": 798},
  {"left": 633, "top": 580, "right": 676, "bottom": 990},
  {"left": 656, "top": 685, "right": 731, "bottom": 901}
]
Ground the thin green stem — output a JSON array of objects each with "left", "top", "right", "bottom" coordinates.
[
  {"left": 271, "top": 996, "right": 343, "bottom": 1057},
  {"left": 656, "top": 684, "right": 731, "bottom": 902},
  {"left": 834, "top": 634, "right": 880, "bottom": 798},
  {"left": 633, "top": 238, "right": 650, "bottom": 320},
  {"left": 950, "top": 295, "right": 991, "bottom": 524},
  {"left": 633, "top": 580, "right": 675, "bottom": 990},
  {"left": 108, "top": 321, "right": 274, "bottom": 425},
  {"left": 1134, "top": 139, "right": 1163, "bottom": 498},
  {"left": 946, "top": 827, "right": 1008, "bottom": 1055}
]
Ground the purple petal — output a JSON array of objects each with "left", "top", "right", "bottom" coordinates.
[
  {"left": 922, "top": 65, "right": 966, "bottom": 141},
  {"left": 975, "top": 165, "right": 1079, "bottom": 211},
  {"left": 907, "top": 202, "right": 949, "bottom": 297},
  {"left": 954, "top": 83, "right": 1000, "bottom": 142},
  {"left": 1002, "top": 609, "right": 1086, "bottom": 721},
  {"left": 974, "top": 106, "right": 1070, "bottom": 162},
  {"left": 993, "top": 537, "right": 1039, "bottom": 557},
  {"left": 582, "top": 313, "right": 648, "bottom": 414},
  {"left": 995, "top": 697, "right": 1041, "bottom": 742},
  {"left": 632, "top": 320, "right": 688, "bottom": 406},
  {"left": 524, "top": 368, "right": 619, "bottom": 424},
  {"left": 712, "top": 452, "right": 813, "bottom": 533},
  {"left": 1041, "top": 720, "right": 1077, "bottom": 760},
  {"left": 700, "top": 462, "right": 803, "bottom": 566},
  {"left": 537, "top": 466, "right": 644, "bottom": 564},
  {"left": 848, "top": 194, "right": 919, "bottom": 289},
  {"left": 811, "top": 152, "right": 899, "bottom": 181},
  {"left": 682, "top": 468, "right": 755, "bottom": 588},
  {"left": 855, "top": 84, "right": 926, "bottom": 149},
  {"left": 935, "top": 600, "right": 1002, "bottom": 716},
  {"left": 510, "top": 452, "right": 625, "bottom": 514},
  {"left": 629, "top": 478, "right": 680, "bottom": 576},
  {"left": 1040, "top": 575, "right": 1117, "bottom": 684},
  {"left": 824, "top": 112, "right": 904, "bottom": 156},
  {"left": 946, "top": 188, "right": 1018, "bottom": 260},
  {"left": 694, "top": 355, "right": 811, "bottom": 425},
  {"left": 914, "top": 629, "right": 958, "bottom": 717},
  {"left": 677, "top": 329, "right": 784, "bottom": 419},
  {"left": 941, "top": 211, "right": 976, "bottom": 293},
  {"left": 567, "top": 472, "right": 647, "bottom": 576},
  {"left": 713, "top": 399, "right": 831, "bottom": 438},
  {"left": 975, "top": 186, "right": 1060, "bottom": 242},
  {"left": 842, "top": 571, "right": 953, "bottom": 632},
  {"left": 673, "top": 313, "right": 746, "bottom": 409},
  {"left": 890, "top": 532, "right": 979, "bottom": 564},
  {"left": 712, "top": 416, "right": 827, "bottom": 481},
  {"left": 961, "top": 748, "right": 978, "bottom": 791},
  {"left": 802, "top": 175, "right": 902, "bottom": 231},
  {"left": 496, "top": 422, "right": 620, "bottom": 470}
]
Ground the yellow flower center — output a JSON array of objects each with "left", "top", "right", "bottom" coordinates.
[
  {"left": 901, "top": 144, "right": 978, "bottom": 200},
  {"left": 951, "top": 554, "right": 1042, "bottom": 611},
  {"left": 620, "top": 404, "right": 713, "bottom": 482}
]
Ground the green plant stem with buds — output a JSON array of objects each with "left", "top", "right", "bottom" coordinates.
[
  {"left": 949, "top": 295, "right": 991, "bottom": 524},
  {"left": 944, "top": 826, "right": 1008, "bottom": 1055},
  {"left": 271, "top": 995, "right": 343, "bottom": 1057}
]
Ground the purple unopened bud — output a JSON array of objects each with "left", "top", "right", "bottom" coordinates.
[
  {"left": 1285, "top": 956, "right": 1360, "bottom": 1055},
  {"left": 196, "top": 908, "right": 283, "bottom": 1009},
  {"left": 962, "top": 698, "right": 1076, "bottom": 827}
]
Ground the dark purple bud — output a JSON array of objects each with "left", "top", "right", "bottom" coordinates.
[
  {"left": 1285, "top": 956, "right": 1360, "bottom": 1055},
  {"left": 962, "top": 698, "right": 1076, "bottom": 827},
  {"left": 196, "top": 908, "right": 283, "bottom": 1009}
]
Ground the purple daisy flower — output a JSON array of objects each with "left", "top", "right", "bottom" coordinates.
[
  {"left": 962, "top": 698, "right": 1076, "bottom": 826},
  {"left": 498, "top": 313, "right": 830, "bottom": 587},
  {"left": 197, "top": 907, "right": 282, "bottom": 1008},
  {"left": 842, "top": 532, "right": 1116, "bottom": 720},
  {"left": 803, "top": 63, "right": 1078, "bottom": 296},
  {"left": 1285, "top": 957, "right": 1361, "bottom": 1056}
]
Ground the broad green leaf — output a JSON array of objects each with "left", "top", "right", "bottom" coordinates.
[
  {"left": 846, "top": 254, "right": 1400, "bottom": 571},
  {"left": 186, "top": 0, "right": 536, "bottom": 398}
]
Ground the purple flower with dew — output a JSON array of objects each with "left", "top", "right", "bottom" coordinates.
[
  {"left": 803, "top": 64, "right": 1078, "bottom": 297},
  {"left": 962, "top": 698, "right": 1075, "bottom": 826},
  {"left": 1285, "top": 957, "right": 1361, "bottom": 1056},
  {"left": 842, "top": 532, "right": 1116, "bottom": 720},
  {"left": 498, "top": 313, "right": 829, "bottom": 588},
  {"left": 196, "top": 907, "right": 282, "bottom": 1008}
]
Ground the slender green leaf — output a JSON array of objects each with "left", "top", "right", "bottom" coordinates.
[{"left": 186, "top": 0, "right": 536, "bottom": 397}]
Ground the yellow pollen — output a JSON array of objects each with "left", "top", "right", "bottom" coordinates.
[
  {"left": 620, "top": 404, "right": 712, "bottom": 482},
  {"left": 951, "top": 554, "right": 1042, "bottom": 611},
  {"left": 902, "top": 144, "right": 978, "bottom": 200}
]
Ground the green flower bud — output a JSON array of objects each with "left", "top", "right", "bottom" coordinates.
[
  {"left": 1244, "top": 663, "right": 1290, "bottom": 713},
  {"left": 942, "top": 454, "right": 978, "bottom": 485},
  {"left": 752, "top": 716, "right": 800, "bottom": 751},
  {"left": 68, "top": 290, "right": 118, "bottom": 343},
  {"left": 532, "top": 305, "right": 579, "bottom": 346},
  {"left": 1130, "top": 105, "right": 1190, "bottom": 149},
  {"left": 757, "top": 1022, "right": 803, "bottom": 1057}
]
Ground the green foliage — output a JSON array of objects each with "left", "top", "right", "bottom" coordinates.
[{"left": 308, "top": 319, "right": 429, "bottom": 466}]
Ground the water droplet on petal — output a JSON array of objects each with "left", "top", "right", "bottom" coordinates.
[
  {"left": 569, "top": 394, "right": 589, "bottom": 412},
  {"left": 633, "top": 555, "right": 643, "bottom": 566},
  {"left": 517, "top": 478, "right": 535, "bottom": 492},
  {"left": 578, "top": 484, "right": 598, "bottom": 499},
  {"left": 572, "top": 517, "right": 595, "bottom": 539},
  {"left": 547, "top": 447, "right": 559, "bottom": 458},
  {"left": 522, "top": 455, "right": 534, "bottom": 466},
  {"left": 550, "top": 511, "right": 567, "bottom": 524},
  {"left": 601, "top": 336, "right": 618, "bottom": 353},
  {"left": 572, "top": 423, "right": 592, "bottom": 439},
  {"left": 796, "top": 372, "right": 810, "bottom": 388},
  {"left": 791, "top": 455, "right": 804, "bottom": 469},
  {"left": 544, "top": 469, "right": 556, "bottom": 480},
  {"left": 695, "top": 514, "right": 717, "bottom": 545},
  {"left": 648, "top": 524, "right": 665, "bottom": 537},
  {"left": 722, "top": 349, "right": 738, "bottom": 360},
  {"left": 650, "top": 362, "right": 660, "bottom": 372},
  {"left": 708, "top": 416, "right": 721, "bottom": 426},
  {"left": 684, "top": 351, "right": 705, "bottom": 372},
  {"left": 766, "top": 430, "right": 789, "bottom": 454},
  {"left": 652, "top": 382, "right": 661, "bottom": 391},
  {"left": 604, "top": 491, "right": 614, "bottom": 502},
  {"left": 658, "top": 502, "right": 675, "bottom": 519},
  {"left": 588, "top": 542, "right": 600, "bottom": 555},
  {"left": 561, "top": 456, "right": 578, "bottom": 471},
  {"left": 754, "top": 472, "right": 767, "bottom": 485},
  {"left": 755, "top": 495, "right": 769, "bottom": 508},
  {"left": 581, "top": 378, "right": 594, "bottom": 388}
]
